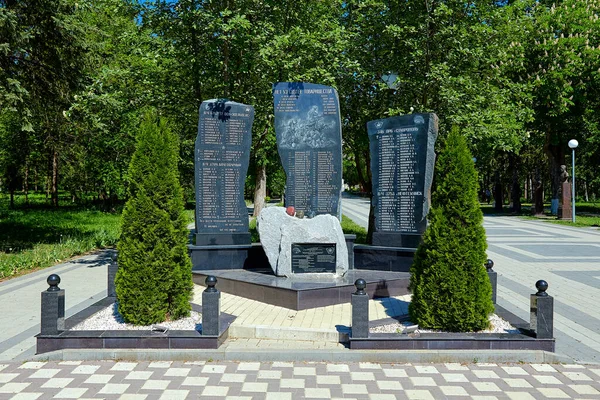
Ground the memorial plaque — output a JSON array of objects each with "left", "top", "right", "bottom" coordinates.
[
  {"left": 368, "top": 113, "right": 438, "bottom": 248},
  {"left": 291, "top": 243, "right": 337, "bottom": 274},
  {"left": 195, "top": 99, "right": 254, "bottom": 245},
  {"left": 273, "top": 82, "right": 342, "bottom": 217}
]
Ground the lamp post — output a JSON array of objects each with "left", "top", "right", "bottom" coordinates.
[{"left": 568, "top": 139, "right": 578, "bottom": 223}]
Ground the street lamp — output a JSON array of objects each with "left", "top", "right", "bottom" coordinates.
[{"left": 568, "top": 139, "right": 578, "bottom": 223}]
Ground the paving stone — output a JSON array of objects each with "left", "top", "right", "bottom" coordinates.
[
  {"left": 405, "top": 389, "right": 435, "bottom": 400},
  {"left": 98, "top": 383, "right": 130, "bottom": 394},
  {"left": 570, "top": 384, "right": 600, "bottom": 395},
  {"left": 141, "top": 379, "right": 170, "bottom": 391},
  {"left": 71, "top": 365, "right": 100, "bottom": 375},
  {"left": 504, "top": 378, "right": 533, "bottom": 388},
  {"left": 159, "top": 389, "right": 190, "bottom": 400},
  {"left": 0, "top": 382, "right": 31, "bottom": 393},
  {"left": 473, "top": 370, "right": 501, "bottom": 379},
  {"left": 506, "top": 392, "right": 537, "bottom": 400},
  {"left": 149, "top": 362, "right": 172, "bottom": 369},
  {"left": 442, "top": 373, "right": 469, "bottom": 383},
  {"left": 28, "top": 368, "right": 60, "bottom": 379},
  {"left": 53, "top": 387, "right": 89, "bottom": 398},
  {"left": 18, "top": 362, "right": 46, "bottom": 370},
  {"left": 409, "top": 376, "right": 436, "bottom": 387},
  {"left": 562, "top": 371, "right": 593, "bottom": 381},
  {"left": 40, "top": 378, "right": 73, "bottom": 388},
  {"left": 472, "top": 381, "right": 502, "bottom": 392},
  {"left": 350, "top": 371, "right": 376, "bottom": 381},
  {"left": 440, "top": 385, "right": 469, "bottom": 396},
  {"left": 111, "top": 362, "right": 138, "bottom": 372},
  {"left": 304, "top": 387, "right": 331, "bottom": 398},
  {"left": 537, "top": 387, "right": 570, "bottom": 398},
  {"left": 84, "top": 374, "right": 113, "bottom": 384},
  {"left": 9, "top": 393, "right": 43, "bottom": 400},
  {"left": 415, "top": 366, "right": 439, "bottom": 374},
  {"left": 533, "top": 375, "right": 563, "bottom": 385},
  {"left": 182, "top": 376, "right": 209, "bottom": 386},
  {"left": 125, "top": 371, "right": 153, "bottom": 380}
]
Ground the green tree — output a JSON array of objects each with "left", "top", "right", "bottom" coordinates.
[
  {"left": 409, "top": 127, "right": 493, "bottom": 332},
  {"left": 115, "top": 112, "right": 193, "bottom": 325}
]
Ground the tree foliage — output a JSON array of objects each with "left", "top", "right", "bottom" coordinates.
[
  {"left": 409, "top": 127, "right": 493, "bottom": 332},
  {"left": 115, "top": 113, "right": 193, "bottom": 325}
]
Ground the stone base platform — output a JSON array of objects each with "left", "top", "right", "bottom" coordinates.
[
  {"left": 192, "top": 269, "right": 410, "bottom": 311},
  {"left": 36, "top": 297, "right": 235, "bottom": 355}
]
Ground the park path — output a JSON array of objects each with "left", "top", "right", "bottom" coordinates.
[{"left": 0, "top": 250, "right": 112, "bottom": 361}]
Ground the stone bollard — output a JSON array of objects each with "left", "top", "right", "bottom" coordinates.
[
  {"left": 351, "top": 279, "right": 369, "bottom": 339},
  {"left": 485, "top": 259, "right": 497, "bottom": 304},
  {"left": 107, "top": 254, "right": 118, "bottom": 298},
  {"left": 40, "top": 274, "right": 65, "bottom": 335},
  {"left": 202, "top": 276, "right": 220, "bottom": 336},
  {"left": 530, "top": 280, "right": 553, "bottom": 339}
]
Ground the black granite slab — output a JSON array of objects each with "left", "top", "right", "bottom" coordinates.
[
  {"left": 353, "top": 244, "right": 416, "bottom": 272},
  {"left": 368, "top": 114, "right": 438, "bottom": 248},
  {"left": 273, "top": 82, "right": 342, "bottom": 217},
  {"left": 195, "top": 99, "right": 254, "bottom": 245},
  {"left": 192, "top": 269, "right": 410, "bottom": 310}
]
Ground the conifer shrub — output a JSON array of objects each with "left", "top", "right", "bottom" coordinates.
[
  {"left": 115, "top": 112, "right": 193, "bottom": 325},
  {"left": 409, "top": 127, "right": 493, "bottom": 332}
]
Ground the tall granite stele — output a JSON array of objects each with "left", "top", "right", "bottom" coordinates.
[
  {"left": 273, "top": 82, "right": 343, "bottom": 217},
  {"left": 368, "top": 113, "right": 438, "bottom": 249},
  {"left": 263, "top": 82, "right": 348, "bottom": 278},
  {"left": 189, "top": 99, "right": 254, "bottom": 270}
]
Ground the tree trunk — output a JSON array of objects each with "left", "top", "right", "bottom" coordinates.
[
  {"left": 9, "top": 190, "right": 14, "bottom": 209},
  {"left": 51, "top": 149, "right": 59, "bottom": 207},
  {"left": 544, "top": 131, "right": 565, "bottom": 215},
  {"left": 532, "top": 168, "right": 544, "bottom": 215},
  {"left": 584, "top": 180, "right": 589, "bottom": 202},
  {"left": 24, "top": 162, "right": 29, "bottom": 205},
  {"left": 252, "top": 163, "right": 267, "bottom": 217},
  {"left": 354, "top": 152, "right": 368, "bottom": 192},
  {"left": 494, "top": 177, "right": 503, "bottom": 212},
  {"left": 510, "top": 154, "right": 521, "bottom": 213}
]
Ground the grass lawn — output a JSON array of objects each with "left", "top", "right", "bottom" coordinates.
[{"left": 0, "top": 194, "right": 121, "bottom": 281}]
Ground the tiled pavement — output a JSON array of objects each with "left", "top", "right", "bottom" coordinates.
[{"left": 2, "top": 360, "right": 600, "bottom": 399}]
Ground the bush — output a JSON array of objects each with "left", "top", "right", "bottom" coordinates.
[
  {"left": 409, "top": 127, "right": 493, "bottom": 331},
  {"left": 115, "top": 112, "right": 193, "bottom": 325}
]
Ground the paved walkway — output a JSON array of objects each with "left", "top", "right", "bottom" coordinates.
[
  {"left": 0, "top": 250, "right": 113, "bottom": 361},
  {"left": 1, "top": 359, "right": 600, "bottom": 399},
  {"left": 483, "top": 216, "right": 600, "bottom": 363}
]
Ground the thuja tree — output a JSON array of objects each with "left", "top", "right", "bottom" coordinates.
[
  {"left": 409, "top": 127, "right": 493, "bottom": 332},
  {"left": 115, "top": 112, "right": 193, "bottom": 325}
]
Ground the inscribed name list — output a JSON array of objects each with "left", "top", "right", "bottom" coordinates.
[
  {"left": 368, "top": 114, "right": 438, "bottom": 235},
  {"left": 273, "top": 82, "right": 342, "bottom": 217},
  {"left": 195, "top": 99, "right": 253, "bottom": 234}
]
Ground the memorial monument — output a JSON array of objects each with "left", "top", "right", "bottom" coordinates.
[
  {"left": 273, "top": 82, "right": 343, "bottom": 217},
  {"left": 368, "top": 113, "right": 438, "bottom": 248},
  {"left": 189, "top": 99, "right": 254, "bottom": 269}
]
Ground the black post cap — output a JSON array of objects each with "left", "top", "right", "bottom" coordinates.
[
  {"left": 205, "top": 276, "right": 218, "bottom": 292},
  {"left": 485, "top": 259, "right": 494, "bottom": 271},
  {"left": 47, "top": 274, "right": 61, "bottom": 292},
  {"left": 535, "top": 280, "right": 549, "bottom": 296},
  {"left": 354, "top": 278, "right": 367, "bottom": 295}
]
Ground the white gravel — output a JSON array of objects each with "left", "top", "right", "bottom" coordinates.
[
  {"left": 370, "top": 314, "right": 520, "bottom": 334},
  {"left": 71, "top": 302, "right": 202, "bottom": 331}
]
